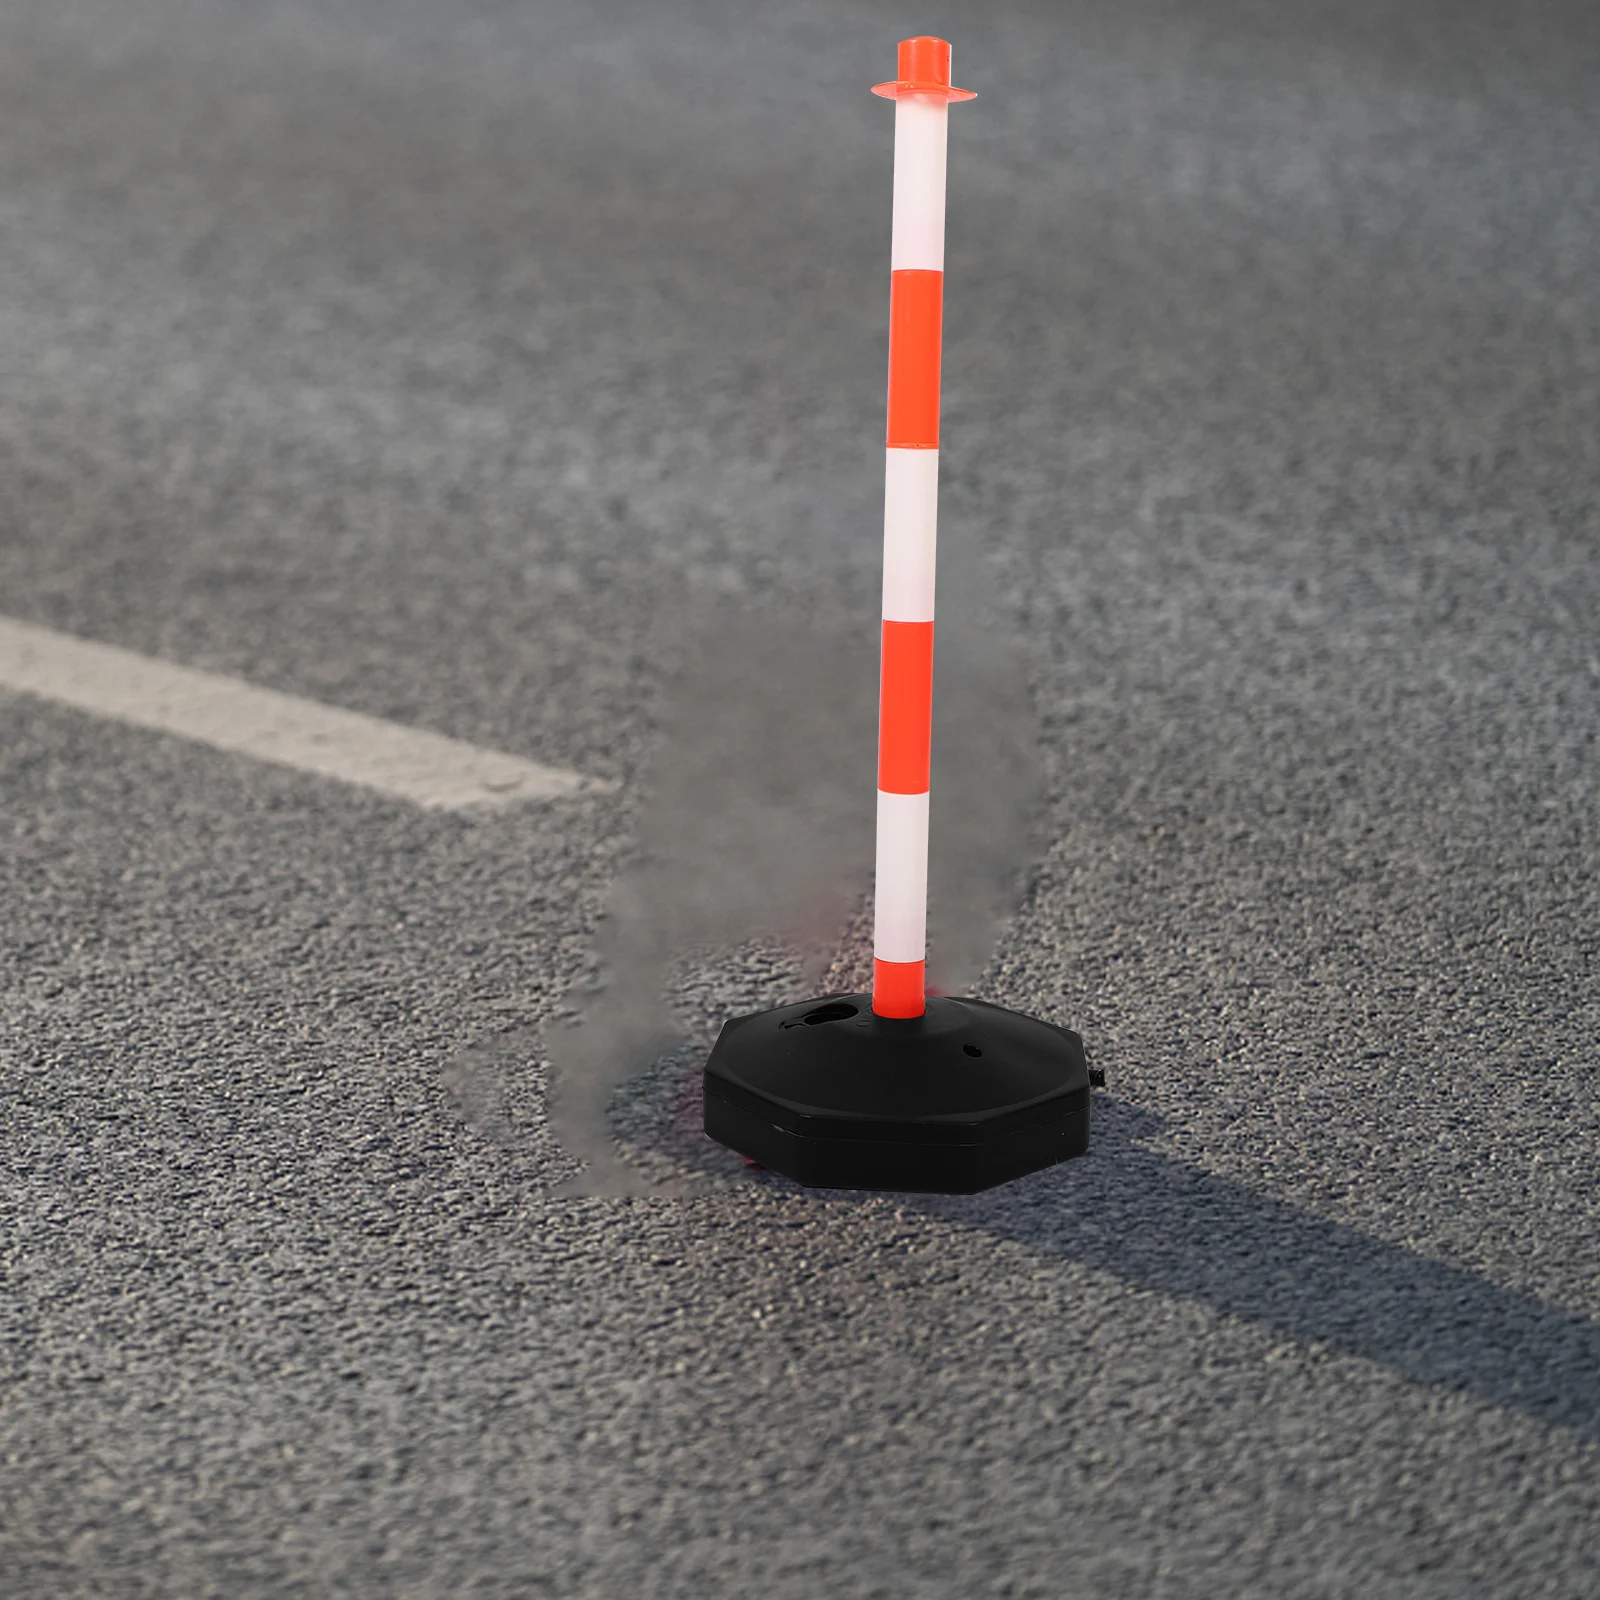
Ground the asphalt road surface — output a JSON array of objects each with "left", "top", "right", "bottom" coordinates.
[{"left": 3, "top": 1, "right": 1598, "bottom": 1594}]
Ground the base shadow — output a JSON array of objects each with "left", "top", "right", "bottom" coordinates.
[{"left": 903, "top": 1096, "right": 1600, "bottom": 1443}]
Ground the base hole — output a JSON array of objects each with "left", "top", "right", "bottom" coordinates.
[{"left": 803, "top": 1002, "right": 860, "bottom": 1026}]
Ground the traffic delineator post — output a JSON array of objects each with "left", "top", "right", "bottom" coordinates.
[
  {"left": 871, "top": 39, "right": 958, "bottom": 1019},
  {"left": 701, "top": 39, "right": 1095, "bottom": 1194}
]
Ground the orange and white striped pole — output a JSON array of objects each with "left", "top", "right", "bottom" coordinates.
[
  {"left": 870, "top": 38, "right": 974, "bottom": 1020},
  {"left": 703, "top": 40, "right": 1092, "bottom": 1192}
]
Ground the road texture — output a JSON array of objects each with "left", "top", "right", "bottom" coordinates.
[{"left": 2, "top": 0, "right": 1597, "bottom": 1594}]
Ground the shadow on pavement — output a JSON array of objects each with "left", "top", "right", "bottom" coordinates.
[{"left": 906, "top": 1096, "right": 1600, "bottom": 1444}]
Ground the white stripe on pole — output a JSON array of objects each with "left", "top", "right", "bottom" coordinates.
[
  {"left": 881, "top": 447, "right": 939, "bottom": 623},
  {"left": 890, "top": 96, "right": 949, "bottom": 272},
  {"left": 874, "top": 788, "right": 930, "bottom": 962}
]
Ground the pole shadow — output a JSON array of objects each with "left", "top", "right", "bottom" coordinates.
[{"left": 902, "top": 1095, "right": 1600, "bottom": 1444}]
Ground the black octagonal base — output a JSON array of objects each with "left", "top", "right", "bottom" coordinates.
[{"left": 703, "top": 993, "right": 1090, "bottom": 1194}]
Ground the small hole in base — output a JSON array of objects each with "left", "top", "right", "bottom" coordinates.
[
  {"left": 963, "top": 1043, "right": 983, "bottom": 1057},
  {"left": 803, "top": 1002, "right": 860, "bottom": 1026}
]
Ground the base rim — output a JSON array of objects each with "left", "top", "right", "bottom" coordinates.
[{"left": 702, "top": 992, "right": 1091, "bottom": 1194}]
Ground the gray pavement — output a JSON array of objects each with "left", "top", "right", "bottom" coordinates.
[{"left": 2, "top": 0, "right": 1598, "bottom": 1594}]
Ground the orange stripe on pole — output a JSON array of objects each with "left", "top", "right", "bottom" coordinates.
[
  {"left": 878, "top": 619, "right": 934, "bottom": 793},
  {"left": 886, "top": 269, "right": 943, "bottom": 448},
  {"left": 872, "top": 958, "right": 926, "bottom": 1019}
]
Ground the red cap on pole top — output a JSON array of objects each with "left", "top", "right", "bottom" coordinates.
[{"left": 871, "top": 35, "right": 975, "bottom": 102}]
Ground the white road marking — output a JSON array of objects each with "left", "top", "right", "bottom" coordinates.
[{"left": 0, "top": 615, "right": 610, "bottom": 811}]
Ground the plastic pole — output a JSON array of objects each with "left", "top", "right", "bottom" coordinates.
[{"left": 870, "top": 37, "right": 973, "bottom": 1020}]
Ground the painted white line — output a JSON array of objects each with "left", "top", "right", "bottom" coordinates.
[{"left": 0, "top": 615, "right": 610, "bottom": 811}]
